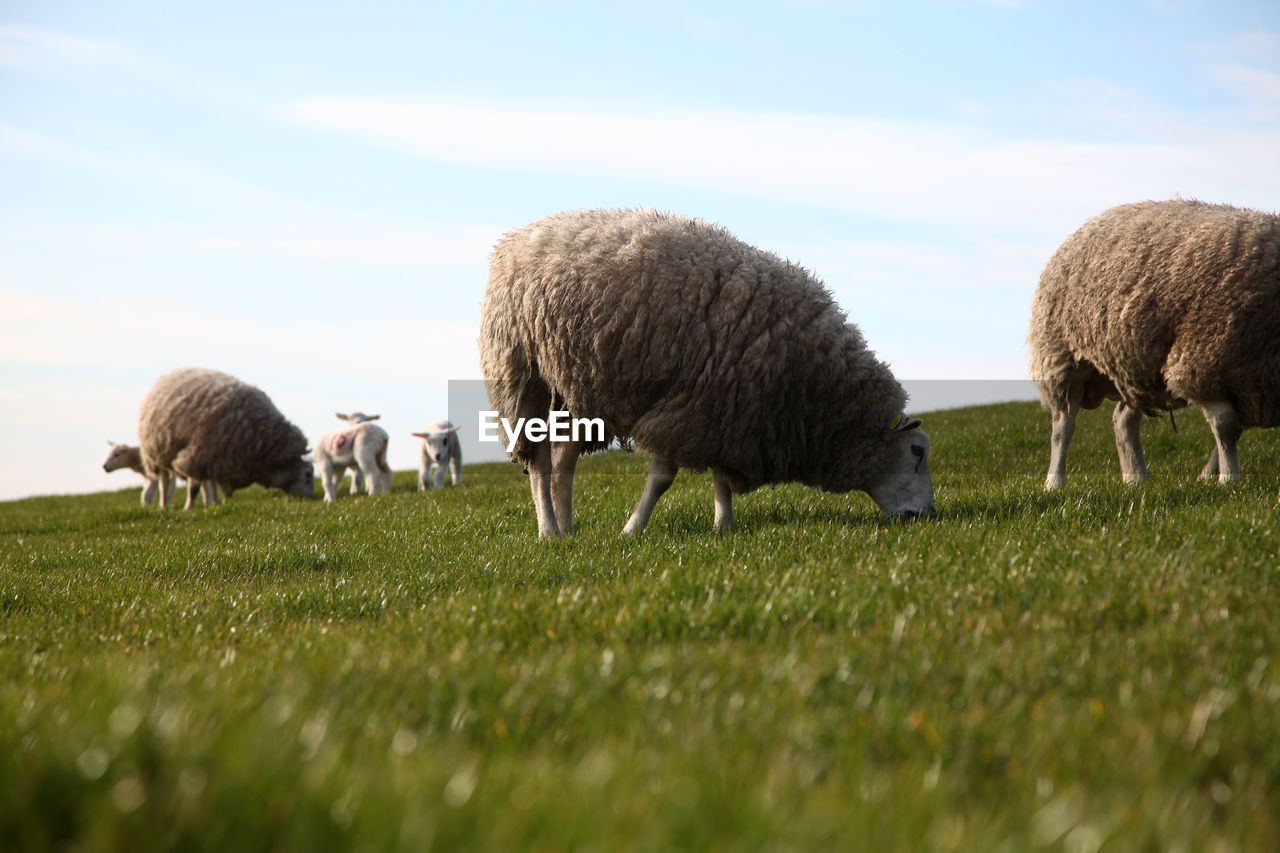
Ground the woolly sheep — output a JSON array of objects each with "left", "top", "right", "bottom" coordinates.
[
  {"left": 1029, "top": 198, "right": 1280, "bottom": 489},
  {"left": 411, "top": 419, "right": 462, "bottom": 491},
  {"left": 479, "top": 208, "right": 935, "bottom": 538},
  {"left": 335, "top": 412, "right": 380, "bottom": 494},
  {"left": 312, "top": 419, "right": 392, "bottom": 502},
  {"left": 138, "top": 367, "right": 315, "bottom": 508}
]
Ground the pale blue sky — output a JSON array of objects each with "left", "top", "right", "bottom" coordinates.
[{"left": 2, "top": 1, "right": 1278, "bottom": 500}]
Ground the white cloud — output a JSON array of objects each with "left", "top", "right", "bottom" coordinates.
[
  {"left": 0, "top": 286, "right": 481, "bottom": 384},
  {"left": 287, "top": 95, "right": 1280, "bottom": 239},
  {"left": 0, "top": 25, "right": 136, "bottom": 70}
]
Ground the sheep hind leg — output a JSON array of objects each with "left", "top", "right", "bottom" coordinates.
[
  {"left": 712, "top": 469, "right": 734, "bottom": 534},
  {"left": 622, "top": 455, "right": 678, "bottom": 536},
  {"left": 529, "top": 440, "right": 562, "bottom": 538},
  {"left": 1112, "top": 403, "right": 1148, "bottom": 485},
  {"left": 1201, "top": 402, "right": 1243, "bottom": 483},
  {"left": 1045, "top": 388, "right": 1082, "bottom": 490},
  {"left": 551, "top": 440, "right": 583, "bottom": 535},
  {"left": 1201, "top": 446, "right": 1220, "bottom": 480},
  {"left": 157, "top": 472, "right": 176, "bottom": 509}
]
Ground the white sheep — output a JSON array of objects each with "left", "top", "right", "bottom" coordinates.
[
  {"left": 103, "top": 442, "right": 160, "bottom": 506},
  {"left": 479, "top": 208, "right": 934, "bottom": 537},
  {"left": 411, "top": 419, "right": 462, "bottom": 490},
  {"left": 335, "top": 412, "right": 380, "bottom": 494},
  {"left": 1029, "top": 199, "right": 1280, "bottom": 489},
  {"left": 312, "top": 419, "right": 392, "bottom": 502}
]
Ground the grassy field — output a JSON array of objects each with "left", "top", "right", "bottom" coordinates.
[{"left": 1, "top": 400, "right": 1278, "bottom": 851}]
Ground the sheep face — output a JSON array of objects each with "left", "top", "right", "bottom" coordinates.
[
  {"left": 272, "top": 458, "right": 316, "bottom": 497},
  {"left": 416, "top": 427, "right": 458, "bottom": 463},
  {"left": 864, "top": 421, "right": 935, "bottom": 520},
  {"left": 102, "top": 443, "right": 133, "bottom": 472}
]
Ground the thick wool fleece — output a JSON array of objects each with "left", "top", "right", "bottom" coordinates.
[
  {"left": 1030, "top": 199, "right": 1280, "bottom": 425},
  {"left": 139, "top": 367, "right": 310, "bottom": 494},
  {"left": 480, "top": 208, "right": 908, "bottom": 494}
]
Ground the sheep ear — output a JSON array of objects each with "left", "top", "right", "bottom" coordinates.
[
  {"left": 890, "top": 414, "right": 923, "bottom": 432},
  {"left": 411, "top": 432, "right": 428, "bottom": 439},
  {"left": 335, "top": 412, "right": 348, "bottom": 420},
  {"left": 445, "top": 426, "right": 460, "bottom": 435},
  {"left": 366, "top": 414, "right": 381, "bottom": 421},
  {"left": 302, "top": 452, "right": 314, "bottom": 462}
]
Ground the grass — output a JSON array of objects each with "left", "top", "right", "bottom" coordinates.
[{"left": 1, "top": 400, "right": 1278, "bottom": 851}]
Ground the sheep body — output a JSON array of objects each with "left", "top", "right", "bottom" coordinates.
[
  {"left": 335, "top": 412, "right": 380, "bottom": 494},
  {"left": 313, "top": 420, "right": 392, "bottom": 501},
  {"left": 138, "top": 367, "right": 315, "bottom": 507},
  {"left": 1029, "top": 198, "right": 1280, "bottom": 487},
  {"left": 479, "top": 208, "right": 934, "bottom": 537},
  {"left": 411, "top": 419, "right": 462, "bottom": 490}
]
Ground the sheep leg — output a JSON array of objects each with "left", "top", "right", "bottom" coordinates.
[
  {"left": 157, "top": 472, "right": 175, "bottom": 508},
  {"left": 201, "top": 480, "right": 219, "bottom": 506},
  {"left": 433, "top": 461, "right": 447, "bottom": 490},
  {"left": 449, "top": 451, "right": 462, "bottom": 487},
  {"left": 529, "top": 440, "right": 562, "bottom": 538},
  {"left": 551, "top": 440, "right": 583, "bottom": 535},
  {"left": 417, "top": 464, "right": 432, "bottom": 492},
  {"left": 1045, "top": 387, "right": 1083, "bottom": 490},
  {"left": 183, "top": 479, "right": 201, "bottom": 510},
  {"left": 622, "top": 455, "right": 678, "bottom": 536},
  {"left": 1201, "top": 402, "right": 1243, "bottom": 483},
  {"left": 712, "top": 469, "right": 734, "bottom": 534},
  {"left": 1201, "top": 446, "right": 1220, "bottom": 480},
  {"left": 352, "top": 469, "right": 365, "bottom": 496},
  {"left": 1112, "top": 403, "right": 1148, "bottom": 485},
  {"left": 141, "top": 477, "right": 158, "bottom": 507},
  {"left": 319, "top": 458, "right": 340, "bottom": 502}
]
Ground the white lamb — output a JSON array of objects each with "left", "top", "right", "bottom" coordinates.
[
  {"left": 412, "top": 420, "right": 462, "bottom": 490},
  {"left": 335, "top": 412, "right": 380, "bottom": 494},
  {"left": 103, "top": 441, "right": 159, "bottom": 506},
  {"left": 312, "top": 419, "right": 392, "bottom": 502}
]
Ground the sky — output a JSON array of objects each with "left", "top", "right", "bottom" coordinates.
[{"left": 2, "top": 0, "right": 1279, "bottom": 501}]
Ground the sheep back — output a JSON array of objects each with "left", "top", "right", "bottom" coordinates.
[
  {"left": 138, "top": 367, "right": 311, "bottom": 493},
  {"left": 1030, "top": 199, "right": 1280, "bottom": 424},
  {"left": 480, "top": 208, "right": 907, "bottom": 494}
]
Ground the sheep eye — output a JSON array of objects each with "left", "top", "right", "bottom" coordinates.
[{"left": 911, "top": 445, "right": 925, "bottom": 459}]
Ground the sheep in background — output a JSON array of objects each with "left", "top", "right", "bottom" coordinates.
[
  {"left": 138, "top": 367, "right": 315, "bottom": 508},
  {"left": 411, "top": 419, "right": 462, "bottom": 491},
  {"left": 335, "top": 411, "right": 380, "bottom": 494},
  {"left": 312, "top": 418, "right": 392, "bottom": 502},
  {"left": 480, "top": 208, "right": 934, "bottom": 538},
  {"left": 103, "top": 442, "right": 160, "bottom": 506},
  {"left": 1029, "top": 198, "right": 1280, "bottom": 489}
]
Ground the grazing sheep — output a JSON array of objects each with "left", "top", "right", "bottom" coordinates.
[
  {"left": 1029, "top": 198, "right": 1280, "bottom": 489},
  {"left": 335, "top": 412, "right": 380, "bottom": 494},
  {"left": 411, "top": 419, "right": 462, "bottom": 490},
  {"left": 103, "top": 442, "right": 161, "bottom": 506},
  {"left": 313, "top": 419, "right": 392, "bottom": 502},
  {"left": 138, "top": 367, "right": 315, "bottom": 508},
  {"left": 479, "top": 208, "right": 935, "bottom": 538}
]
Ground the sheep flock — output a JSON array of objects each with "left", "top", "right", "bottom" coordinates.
[{"left": 98, "top": 198, "right": 1277, "bottom": 534}]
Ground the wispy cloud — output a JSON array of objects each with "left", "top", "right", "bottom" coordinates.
[
  {"left": 0, "top": 25, "right": 136, "bottom": 70},
  {"left": 287, "top": 95, "right": 1280, "bottom": 238}
]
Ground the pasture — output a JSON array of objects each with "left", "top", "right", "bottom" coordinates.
[{"left": 1, "top": 401, "right": 1278, "bottom": 850}]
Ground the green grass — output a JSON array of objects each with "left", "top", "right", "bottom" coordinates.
[{"left": 2, "top": 401, "right": 1278, "bottom": 851}]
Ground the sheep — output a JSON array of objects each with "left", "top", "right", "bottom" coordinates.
[
  {"left": 1029, "top": 198, "right": 1280, "bottom": 489},
  {"left": 479, "top": 208, "right": 935, "bottom": 538},
  {"left": 312, "top": 419, "right": 393, "bottom": 502},
  {"left": 335, "top": 412, "right": 380, "bottom": 494},
  {"left": 103, "top": 442, "right": 160, "bottom": 506},
  {"left": 411, "top": 419, "right": 462, "bottom": 490},
  {"left": 137, "top": 367, "right": 315, "bottom": 508}
]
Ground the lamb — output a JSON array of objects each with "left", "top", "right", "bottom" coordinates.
[
  {"left": 137, "top": 367, "right": 315, "bottom": 508},
  {"left": 479, "top": 208, "right": 935, "bottom": 538},
  {"left": 102, "top": 442, "right": 160, "bottom": 506},
  {"left": 411, "top": 419, "right": 462, "bottom": 490},
  {"left": 312, "top": 418, "right": 392, "bottom": 502},
  {"left": 1028, "top": 198, "right": 1280, "bottom": 489},
  {"left": 335, "top": 412, "right": 380, "bottom": 494}
]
